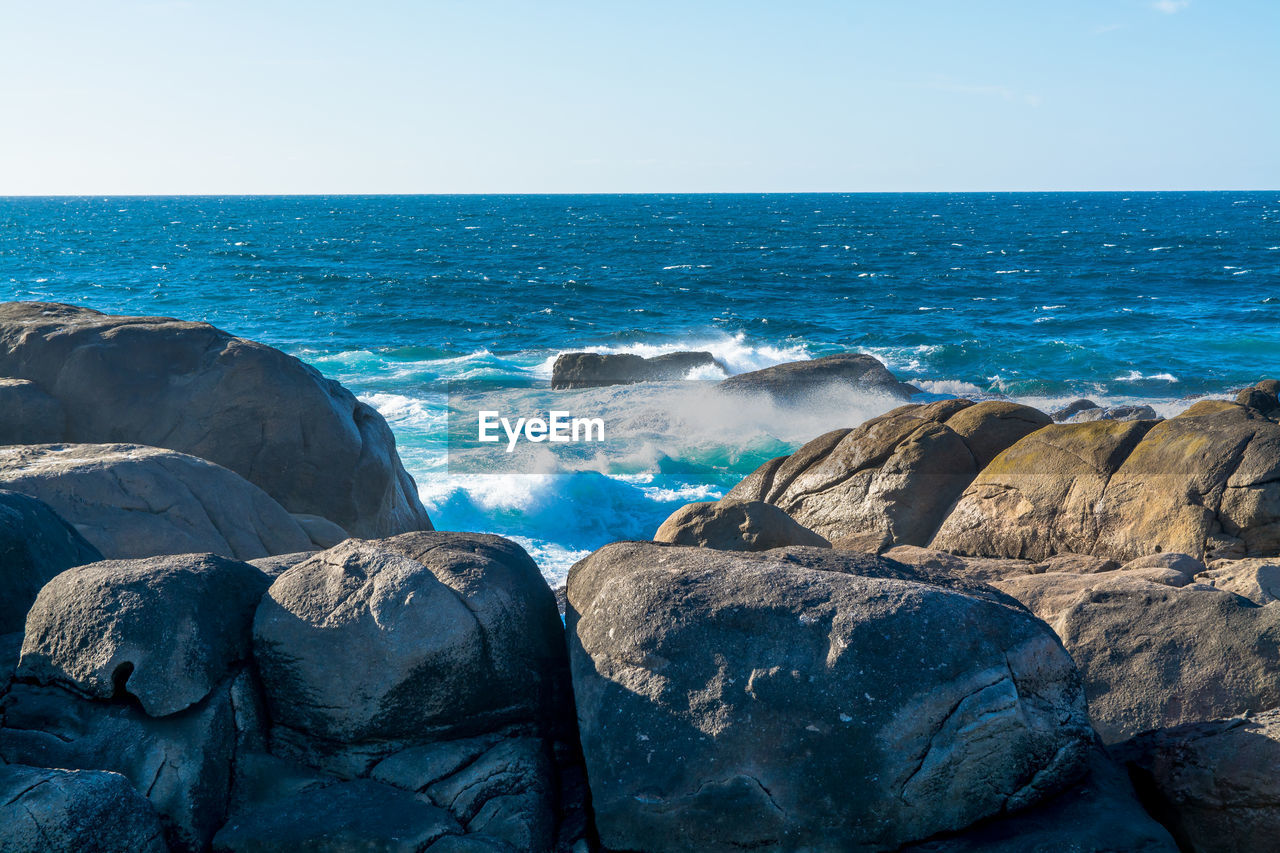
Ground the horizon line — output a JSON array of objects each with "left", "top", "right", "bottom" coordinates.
[{"left": 1, "top": 188, "right": 1277, "bottom": 199}]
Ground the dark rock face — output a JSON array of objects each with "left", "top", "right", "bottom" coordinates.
[
  {"left": 0, "top": 489, "right": 102, "bottom": 634},
  {"left": 253, "top": 533, "right": 567, "bottom": 761},
  {"left": 0, "top": 443, "right": 319, "bottom": 560},
  {"left": 0, "top": 763, "right": 169, "bottom": 853},
  {"left": 727, "top": 400, "right": 1050, "bottom": 551},
  {"left": 993, "top": 571, "right": 1280, "bottom": 743},
  {"left": 0, "top": 378, "right": 65, "bottom": 444},
  {"left": 0, "top": 302, "right": 431, "bottom": 538},
  {"left": 567, "top": 542, "right": 1093, "bottom": 852},
  {"left": 1049, "top": 398, "right": 1101, "bottom": 422},
  {"left": 212, "top": 778, "right": 463, "bottom": 853},
  {"left": 18, "top": 553, "right": 270, "bottom": 717},
  {"left": 653, "top": 498, "right": 831, "bottom": 551},
  {"left": 0, "top": 678, "right": 245, "bottom": 852},
  {"left": 901, "top": 748, "right": 1178, "bottom": 853},
  {"left": 550, "top": 351, "right": 724, "bottom": 389},
  {"left": 1120, "top": 710, "right": 1280, "bottom": 853},
  {"left": 1235, "top": 380, "right": 1280, "bottom": 418},
  {"left": 715, "top": 352, "right": 919, "bottom": 402}
]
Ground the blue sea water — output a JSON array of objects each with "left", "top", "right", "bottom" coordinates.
[{"left": 3, "top": 193, "right": 1279, "bottom": 581}]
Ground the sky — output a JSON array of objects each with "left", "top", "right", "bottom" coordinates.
[{"left": 0, "top": 0, "right": 1277, "bottom": 193}]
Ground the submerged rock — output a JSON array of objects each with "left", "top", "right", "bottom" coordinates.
[
  {"left": 0, "top": 301, "right": 431, "bottom": 538},
  {"left": 0, "top": 489, "right": 102, "bottom": 634},
  {"left": 653, "top": 498, "right": 830, "bottom": 551},
  {"left": 0, "top": 443, "right": 319, "bottom": 560},
  {"left": 550, "top": 350, "right": 723, "bottom": 388},
  {"left": 567, "top": 542, "right": 1093, "bottom": 852},
  {"left": 715, "top": 352, "right": 919, "bottom": 402}
]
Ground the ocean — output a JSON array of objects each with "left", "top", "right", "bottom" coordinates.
[{"left": 4, "top": 192, "right": 1279, "bottom": 582}]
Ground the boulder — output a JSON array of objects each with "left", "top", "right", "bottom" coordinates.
[
  {"left": 931, "top": 420, "right": 1157, "bottom": 560},
  {"left": 715, "top": 353, "right": 920, "bottom": 402},
  {"left": 1050, "top": 399, "right": 1101, "bottom": 422},
  {"left": 212, "top": 778, "right": 462, "bottom": 853},
  {"left": 1069, "top": 404, "right": 1160, "bottom": 423},
  {"left": 1120, "top": 710, "right": 1280, "bottom": 853},
  {"left": 1235, "top": 380, "right": 1280, "bottom": 418},
  {"left": 992, "top": 572, "right": 1280, "bottom": 742},
  {"left": 1092, "top": 401, "right": 1280, "bottom": 561},
  {"left": 0, "top": 676, "right": 246, "bottom": 852},
  {"left": 727, "top": 400, "right": 1049, "bottom": 551},
  {"left": 550, "top": 351, "right": 723, "bottom": 389},
  {"left": 1122, "top": 552, "right": 1209, "bottom": 575},
  {"left": 253, "top": 533, "right": 568, "bottom": 768},
  {"left": 18, "top": 553, "right": 270, "bottom": 717},
  {"left": 0, "top": 302, "right": 431, "bottom": 538},
  {"left": 0, "top": 763, "right": 168, "bottom": 853},
  {"left": 567, "top": 542, "right": 1093, "bottom": 852},
  {"left": 0, "top": 378, "right": 66, "bottom": 444},
  {"left": 0, "top": 443, "right": 318, "bottom": 560},
  {"left": 653, "top": 498, "right": 830, "bottom": 551},
  {"left": 881, "top": 545, "right": 1035, "bottom": 583},
  {"left": 901, "top": 748, "right": 1178, "bottom": 852},
  {"left": 1195, "top": 557, "right": 1280, "bottom": 605},
  {"left": 0, "top": 489, "right": 102, "bottom": 634}
]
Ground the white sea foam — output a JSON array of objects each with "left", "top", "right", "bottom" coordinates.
[
  {"left": 1114, "top": 371, "right": 1179, "bottom": 383},
  {"left": 532, "top": 331, "right": 811, "bottom": 379}
]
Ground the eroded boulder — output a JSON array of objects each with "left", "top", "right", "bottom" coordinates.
[
  {"left": 727, "top": 400, "right": 1050, "bottom": 551},
  {"left": 0, "top": 443, "right": 318, "bottom": 560},
  {"left": 653, "top": 498, "right": 830, "bottom": 551},
  {"left": 0, "top": 302, "right": 431, "bottom": 538},
  {"left": 715, "top": 353, "right": 919, "bottom": 402},
  {"left": 253, "top": 533, "right": 568, "bottom": 768},
  {"left": 18, "top": 553, "right": 270, "bottom": 717},
  {"left": 567, "top": 542, "right": 1093, "bottom": 852}
]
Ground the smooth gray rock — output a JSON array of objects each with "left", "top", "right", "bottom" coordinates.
[
  {"left": 653, "top": 498, "right": 830, "bottom": 551},
  {"left": 212, "top": 778, "right": 461, "bottom": 853},
  {"left": 550, "top": 351, "right": 723, "bottom": 389},
  {"left": 0, "top": 378, "right": 65, "bottom": 444},
  {"left": 0, "top": 489, "right": 102, "bottom": 634},
  {"left": 1068, "top": 404, "right": 1160, "bottom": 423},
  {"left": 567, "top": 542, "right": 1093, "bottom": 852},
  {"left": 0, "top": 301, "right": 431, "bottom": 538},
  {"left": 253, "top": 533, "right": 568, "bottom": 765},
  {"left": 1049, "top": 399, "right": 1101, "bottom": 422},
  {"left": 1195, "top": 557, "right": 1280, "bottom": 605},
  {"left": 0, "top": 763, "right": 169, "bottom": 853},
  {"left": 716, "top": 352, "right": 919, "bottom": 402},
  {"left": 0, "top": 443, "right": 317, "bottom": 560},
  {"left": 18, "top": 552, "right": 269, "bottom": 717},
  {"left": 1120, "top": 710, "right": 1280, "bottom": 853},
  {"left": 0, "top": 676, "right": 245, "bottom": 852}
]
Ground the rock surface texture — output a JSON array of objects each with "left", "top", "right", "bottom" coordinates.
[
  {"left": 1120, "top": 710, "right": 1280, "bottom": 853},
  {"left": 727, "top": 399, "right": 1050, "bottom": 550},
  {"left": 0, "top": 443, "right": 318, "bottom": 560},
  {"left": 0, "top": 301, "right": 431, "bottom": 538},
  {"left": 653, "top": 498, "right": 831, "bottom": 551},
  {"left": 567, "top": 542, "right": 1094, "bottom": 852}
]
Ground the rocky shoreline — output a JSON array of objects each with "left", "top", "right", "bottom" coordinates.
[{"left": 2, "top": 301, "right": 1278, "bottom": 852}]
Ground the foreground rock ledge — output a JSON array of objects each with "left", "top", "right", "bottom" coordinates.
[{"left": 566, "top": 542, "right": 1094, "bottom": 852}]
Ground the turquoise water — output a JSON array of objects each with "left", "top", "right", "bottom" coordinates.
[{"left": 4, "top": 193, "right": 1279, "bottom": 580}]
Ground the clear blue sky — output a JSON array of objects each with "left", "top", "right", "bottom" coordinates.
[{"left": 2, "top": 1, "right": 1276, "bottom": 193}]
